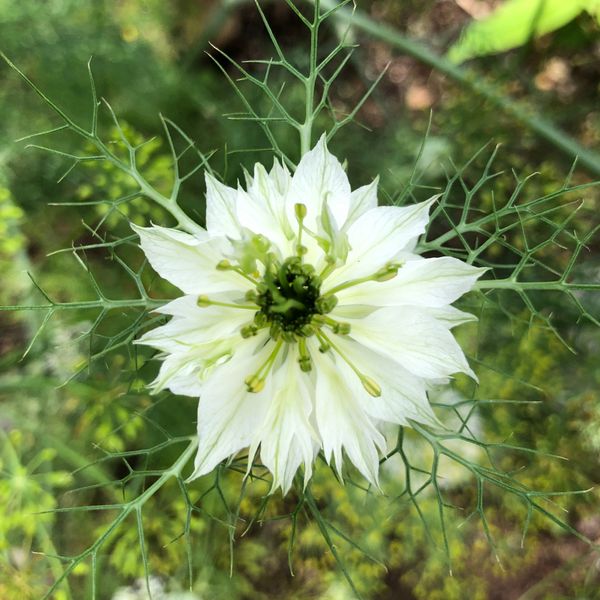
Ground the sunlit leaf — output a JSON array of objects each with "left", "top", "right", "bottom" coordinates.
[{"left": 447, "top": 0, "right": 593, "bottom": 64}]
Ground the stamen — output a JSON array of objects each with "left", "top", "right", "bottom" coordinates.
[
  {"left": 295, "top": 203, "right": 307, "bottom": 259},
  {"left": 215, "top": 259, "right": 260, "bottom": 285},
  {"left": 319, "top": 255, "right": 337, "bottom": 280},
  {"left": 313, "top": 315, "right": 351, "bottom": 335},
  {"left": 317, "top": 331, "right": 381, "bottom": 397},
  {"left": 297, "top": 338, "right": 312, "bottom": 372},
  {"left": 197, "top": 295, "right": 257, "bottom": 310},
  {"left": 324, "top": 261, "right": 404, "bottom": 296},
  {"left": 245, "top": 339, "right": 283, "bottom": 393},
  {"left": 315, "top": 295, "right": 338, "bottom": 314}
]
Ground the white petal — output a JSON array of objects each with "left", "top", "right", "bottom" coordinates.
[
  {"left": 344, "top": 306, "right": 476, "bottom": 380},
  {"left": 133, "top": 224, "right": 248, "bottom": 295},
  {"left": 256, "top": 346, "right": 318, "bottom": 494},
  {"left": 205, "top": 173, "right": 240, "bottom": 238},
  {"left": 236, "top": 163, "right": 294, "bottom": 251},
  {"left": 287, "top": 134, "right": 351, "bottom": 230},
  {"left": 188, "top": 336, "right": 274, "bottom": 480},
  {"left": 324, "top": 197, "right": 437, "bottom": 288},
  {"left": 312, "top": 346, "right": 386, "bottom": 486},
  {"left": 138, "top": 294, "right": 252, "bottom": 352},
  {"left": 269, "top": 158, "right": 292, "bottom": 196},
  {"left": 147, "top": 337, "right": 237, "bottom": 396},
  {"left": 334, "top": 257, "right": 485, "bottom": 307},
  {"left": 331, "top": 336, "right": 441, "bottom": 428},
  {"left": 428, "top": 305, "right": 478, "bottom": 329},
  {"left": 343, "top": 177, "right": 379, "bottom": 229}
]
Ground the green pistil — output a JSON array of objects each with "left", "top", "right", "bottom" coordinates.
[{"left": 256, "top": 256, "right": 321, "bottom": 336}]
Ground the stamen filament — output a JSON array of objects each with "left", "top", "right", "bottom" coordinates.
[
  {"left": 216, "top": 259, "right": 261, "bottom": 285},
  {"left": 245, "top": 339, "right": 284, "bottom": 393},
  {"left": 197, "top": 295, "right": 258, "bottom": 310},
  {"left": 324, "top": 262, "right": 404, "bottom": 296},
  {"left": 295, "top": 203, "right": 307, "bottom": 258},
  {"left": 317, "top": 331, "right": 381, "bottom": 397}
]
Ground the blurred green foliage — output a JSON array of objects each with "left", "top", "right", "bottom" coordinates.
[{"left": 1, "top": 1, "right": 600, "bottom": 599}]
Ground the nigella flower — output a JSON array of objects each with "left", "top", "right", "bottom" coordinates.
[{"left": 133, "top": 135, "right": 484, "bottom": 493}]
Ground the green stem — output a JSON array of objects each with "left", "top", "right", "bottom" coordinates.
[
  {"left": 475, "top": 279, "right": 600, "bottom": 291},
  {"left": 0, "top": 298, "right": 167, "bottom": 312},
  {"left": 300, "top": 0, "right": 320, "bottom": 156},
  {"left": 318, "top": 0, "right": 600, "bottom": 178},
  {"left": 42, "top": 437, "right": 199, "bottom": 600}
]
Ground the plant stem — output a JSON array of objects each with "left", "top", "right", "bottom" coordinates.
[
  {"left": 475, "top": 279, "right": 600, "bottom": 291},
  {"left": 300, "top": 0, "right": 321, "bottom": 156},
  {"left": 0, "top": 298, "right": 167, "bottom": 312}
]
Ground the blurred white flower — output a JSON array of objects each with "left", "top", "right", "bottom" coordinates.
[{"left": 134, "top": 135, "right": 484, "bottom": 493}]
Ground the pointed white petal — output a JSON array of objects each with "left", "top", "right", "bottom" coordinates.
[
  {"left": 313, "top": 347, "right": 385, "bottom": 486},
  {"left": 147, "top": 337, "right": 237, "bottom": 396},
  {"left": 257, "top": 346, "right": 318, "bottom": 494},
  {"left": 236, "top": 163, "right": 294, "bottom": 251},
  {"left": 288, "top": 134, "right": 351, "bottom": 229},
  {"left": 428, "top": 305, "right": 478, "bottom": 329},
  {"left": 334, "top": 257, "right": 485, "bottom": 307},
  {"left": 138, "top": 295, "right": 252, "bottom": 352},
  {"left": 269, "top": 158, "right": 292, "bottom": 196},
  {"left": 188, "top": 336, "right": 274, "bottom": 480},
  {"left": 343, "top": 177, "right": 379, "bottom": 229},
  {"left": 132, "top": 224, "right": 249, "bottom": 295},
  {"left": 205, "top": 173, "right": 240, "bottom": 238},
  {"left": 324, "top": 197, "right": 437, "bottom": 288},
  {"left": 344, "top": 306, "right": 476, "bottom": 380}
]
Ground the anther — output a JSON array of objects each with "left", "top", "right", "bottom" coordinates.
[
  {"left": 295, "top": 203, "right": 307, "bottom": 220},
  {"left": 374, "top": 261, "right": 404, "bottom": 282},
  {"left": 245, "top": 290, "right": 258, "bottom": 303},
  {"left": 318, "top": 340, "right": 331, "bottom": 353},
  {"left": 360, "top": 375, "right": 382, "bottom": 398},
  {"left": 197, "top": 295, "right": 211, "bottom": 307},
  {"left": 315, "top": 295, "right": 338, "bottom": 314},
  {"left": 298, "top": 338, "right": 312, "bottom": 372},
  {"left": 216, "top": 259, "right": 232, "bottom": 271},
  {"left": 334, "top": 323, "right": 351, "bottom": 335},
  {"left": 298, "top": 324, "right": 316, "bottom": 337},
  {"left": 241, "top": 325, "right": 259, "bottom": 338},
  {"left": 245, "top": 375, "right": 265, "bottom": 393}
]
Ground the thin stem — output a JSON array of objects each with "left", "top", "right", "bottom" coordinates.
[
  {"left": 475, "top": 280, "right": 600, "bottom": 292},
  {"left": 0, "top": 298, "right": 167, "bottom": 312},
  {"left": 300, "top": 0, "right": 321, "bottom": 156}
]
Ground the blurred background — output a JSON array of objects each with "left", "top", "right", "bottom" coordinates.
[{"left": 1, "top": 1, "right": 600, "bottom": 598}]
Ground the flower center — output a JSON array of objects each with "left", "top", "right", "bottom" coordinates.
[{"left": 256, "top": 257, "right": 321, "bottom": 337}]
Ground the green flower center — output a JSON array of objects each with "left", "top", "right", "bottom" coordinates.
[{"left": 256, "top": 257, "right": 322, "bottom": 336}]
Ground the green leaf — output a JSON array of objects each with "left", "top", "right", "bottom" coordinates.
[{"left": 447, "top": 0, "right": 590, "bottom": 64}]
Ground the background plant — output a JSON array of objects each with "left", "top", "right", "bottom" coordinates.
[{"left": 1, "top": 1, "right": 600, "bottom": 599}]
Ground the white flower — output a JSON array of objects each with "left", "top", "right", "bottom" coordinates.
[{"left": 133, "top": 135, "right": 484, "bottom": 494}]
